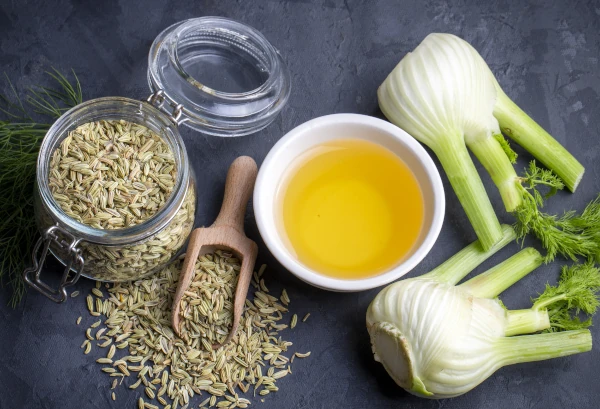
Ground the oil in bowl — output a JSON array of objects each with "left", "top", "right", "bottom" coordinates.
[{"left": 277, "top": 138, "right": 424, "bottom": 280}]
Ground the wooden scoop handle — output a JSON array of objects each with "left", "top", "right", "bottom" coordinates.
[{"left": 212, "top": 156, "right": 258, "bottom": 233}]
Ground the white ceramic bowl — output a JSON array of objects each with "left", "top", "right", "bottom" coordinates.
[{"left": 254, "top": 114, "right": 445, "bottom": 291}]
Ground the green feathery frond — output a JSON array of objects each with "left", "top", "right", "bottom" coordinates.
[
  {"left": 0, "top": 68, "right": 82, "bottom": 306},
  {"left": 533, "top": 263, "right": 600, "bottom": 332},
  {"left": 514, "top": 161, "right": 600, "bottom": 263}
]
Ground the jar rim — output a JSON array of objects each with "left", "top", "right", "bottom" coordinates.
[
  {"left": 171, "top": 18, "right": 278, "bottom": 100},
  {"left": 37, "top": 96, "right": 190, "bottom": 246},
  {"left": 147, "top": 16, "right": 291, "bottom": 137}
]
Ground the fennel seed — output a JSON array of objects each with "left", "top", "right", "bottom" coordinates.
[
  {"left": 49, "top": 120, "right": 175, "bottom": 229},
  {"left": 290, "top": 314, "right": 297, "bottom": 329},
  {"left": 79, "top": 252, "right": 309, "bottom": 408},
  {"left": 46, "top": 119, "right": 196, "bottom": 281},
  {"left": 280, "top": 289, "right": 290, "bottom": 306},
  {"left": 107, "top": 344, "right": 116, "bottom": 359},
  {"left": 96, "top": 358, "right": 112, "bottom": 364}
]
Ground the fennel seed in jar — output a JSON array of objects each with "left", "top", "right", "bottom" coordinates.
[
  {"left": 49, "top": 119, "right": 176, "bottom": 228},
  {"left": 47, "top": 119, "right": 196, "bottom": 281}
]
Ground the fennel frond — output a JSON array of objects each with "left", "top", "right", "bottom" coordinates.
[
  {"left": 514, "top": 161, "right": 600, "bottom": 263},
  {"left": 0, "top": 68, "right": 82, "bottom": 306},
  {"left": 533, "top": 263, "right": 600, "bottom": 332}
]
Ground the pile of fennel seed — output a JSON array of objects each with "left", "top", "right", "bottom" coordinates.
[{"left": 78, "top": 251, "right": 310, "bottom": 409}]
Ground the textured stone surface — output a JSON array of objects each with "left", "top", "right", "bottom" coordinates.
[{"left": 1, "top": 0, "right": 599, "bottom": 408}]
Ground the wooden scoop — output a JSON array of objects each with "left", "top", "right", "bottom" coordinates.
[{"left": 171, "top": 156, "right": 258, "bottom": 348}]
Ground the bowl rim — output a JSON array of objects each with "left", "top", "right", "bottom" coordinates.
[{"left": 254, "top": 113, "right": 445, "bottom": 291}]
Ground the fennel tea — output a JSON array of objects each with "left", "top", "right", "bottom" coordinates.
[{"left": 279, "top": 138, "right": 424, "bottom": 279}]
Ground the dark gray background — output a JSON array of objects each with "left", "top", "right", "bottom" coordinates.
[{"left": 1, "top": 0, "right": 599, "bottom": 408}]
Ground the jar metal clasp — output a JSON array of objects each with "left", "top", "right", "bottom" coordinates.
[
  {"left": 147, "top": 89, "right": 184, "bottom": 124},
  {"left": 23, "top": 224, "right": 85, "bottom": 303}
]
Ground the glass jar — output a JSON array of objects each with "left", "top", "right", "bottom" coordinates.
[
  {"left": 23, "top": 17, "right": 290, "bottom": 302},
  {"left": 148, "top": 16, "right": 291, "bottom": 137},
  {"left": 25, "top": 98, "right": 196, "bottom": 301}
]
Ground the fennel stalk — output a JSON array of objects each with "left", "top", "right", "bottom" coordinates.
[{"left": 493, "top": 81, "right": 585, "bottom": 193}]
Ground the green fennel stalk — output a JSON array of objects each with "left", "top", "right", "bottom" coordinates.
[
  {"left": 466, "top": 128, "right": 600, "bottom": 263},
  {"left": 466, "top": 133, "right": 522, "bottom": 211},
  {"left": 459, "top": 40, "right": 584, "bottom": 204},
  {"left": 493, "top": 83, "right": 585, "bottom": 193},
  {"left": 423, "top": 224, "right": 599, "bottom": 336},
  {"left": 467, "top": 80, "right": 585, "bottom": 211},
  {"left": 0, "top": 69, "right": 82, "bottom": 306}
]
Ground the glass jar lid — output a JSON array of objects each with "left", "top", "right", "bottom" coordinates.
[{"left": 148, "top": 17, "right": 291, "bottom": 137}]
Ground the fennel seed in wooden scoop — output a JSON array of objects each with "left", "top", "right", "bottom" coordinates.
[{"left": 172, "top": 156, "right": 258, "bottom": 348}]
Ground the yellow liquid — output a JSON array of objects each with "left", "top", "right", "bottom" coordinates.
[{"left": 279, "top": 138, "right": 424, "bottom": 279}]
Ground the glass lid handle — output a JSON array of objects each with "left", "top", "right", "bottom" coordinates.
[
  {"left": 147, "top": 90, "right": 184, "bottom": 125},
  {"left": 23, "top": 224, "right": 85, "bottom": 303}
]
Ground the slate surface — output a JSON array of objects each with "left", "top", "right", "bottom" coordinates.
[{"left": 1, "top": 1, "right": 599, "bottom": 408}]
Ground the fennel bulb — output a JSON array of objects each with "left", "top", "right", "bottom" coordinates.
[
  {"left": 379, "top": 33, "right": 586, "bottom": 251},
  {"left": 378, "top": 33, "right": 504, "bottom": 250},
  {"left": 366, "top": 225, "right": 597, "bottom": 398}
]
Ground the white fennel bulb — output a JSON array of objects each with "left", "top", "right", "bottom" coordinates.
[
  {"left": 380, "top": 33, "right": 501, "bottom": 150},
  {"left": 379, "top": 33, "right": 506, "bottom": 249},
  {"left": 379, "top": 33, "right": 585, "bottom": 248},
  {"left": 366, "top": 225, "right": 593, "bottom": 398}
]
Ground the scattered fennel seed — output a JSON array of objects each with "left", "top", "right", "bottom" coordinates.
[
  {"left": 290, "top": 314, "right": 297, "bottom": 329},
  {"left": 302, "top": 313, "right": 310, "bottom": 322},
  {"left": 280, "top": 289, "right": 290, "bottom": 306},
  {"left": 96, "top": 358, "right": 112, "bottom": 364},
  {"left": 79, "top": 252, "right": 309, "bottom": 409}
]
